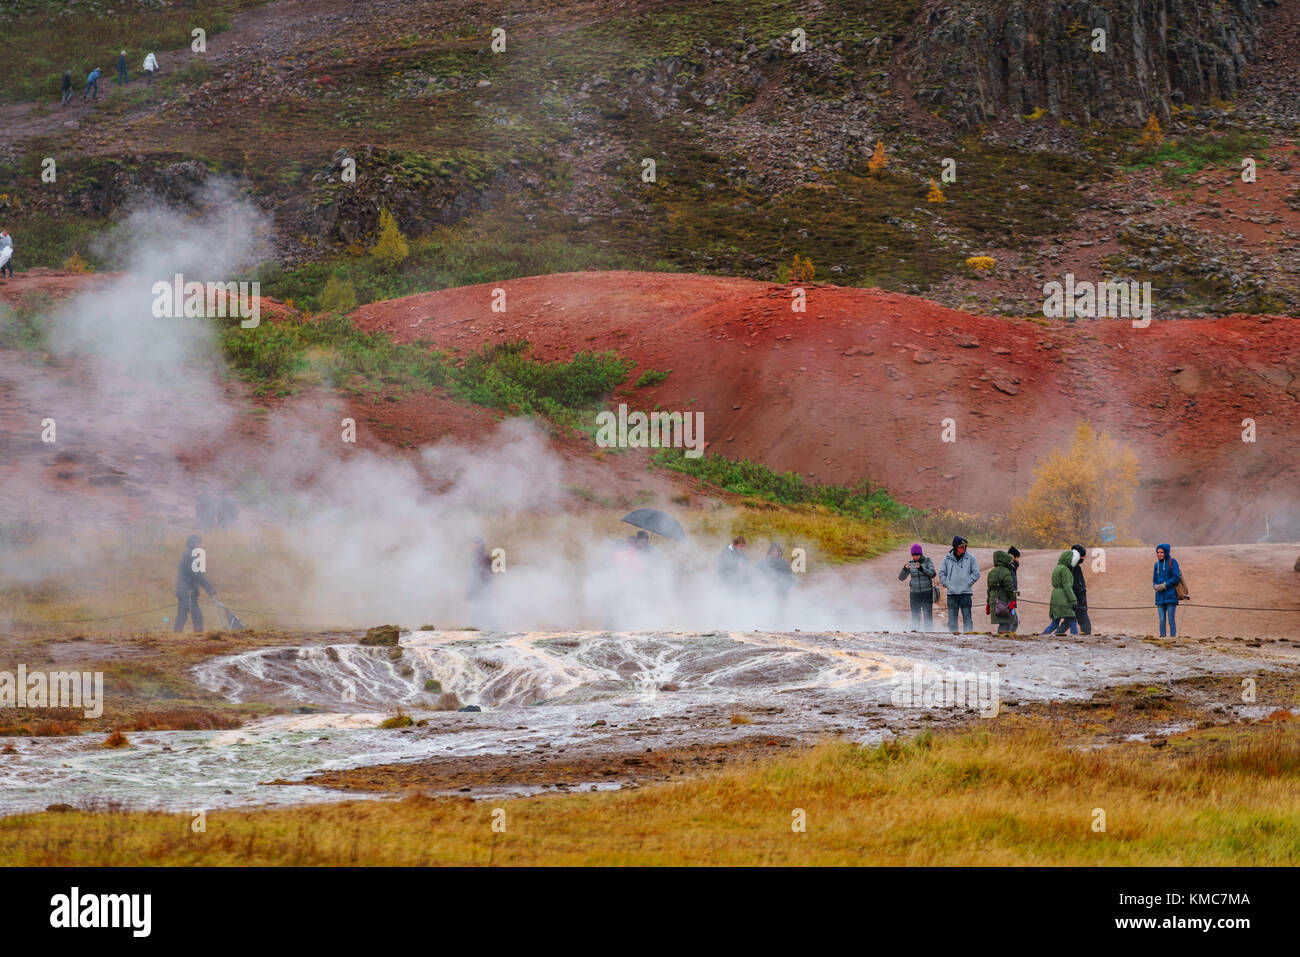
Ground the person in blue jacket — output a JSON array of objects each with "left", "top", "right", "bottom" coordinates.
[{"left": 1152, "top": 543, "right": 1181, "bottom": 637}]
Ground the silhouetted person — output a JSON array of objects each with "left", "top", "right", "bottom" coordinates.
[
  {"left": 762, "top": 542, "right": 794, "bottom": 606},
  {"left": 718, "top": 535, "right": 749, "bottom": 591},
  {"left": 216, "top": 492, "right": 238, "bottom": 528},
  {"left": 174, "top": 534, "right": 215, "bottom": 633},
  {"left": 466, "top": 538, "right": 495, "bottom": 628},
  {"left": 195, "top": 490, "right": 217, "bottom": 531}
]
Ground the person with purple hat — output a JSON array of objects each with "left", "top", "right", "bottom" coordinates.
[{"left": 898, "top": 543, "right": 937, "bottom": 630}]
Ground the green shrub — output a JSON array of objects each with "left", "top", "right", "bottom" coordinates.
[
  {"left": 652, "top": 450, "right": 906, "bottom": 520},
  {"left": 635, "top": 368, "right": 671, "bottom": 387},
  {"left": 317, "top": 275, "right": 357, "bottom": 315}
]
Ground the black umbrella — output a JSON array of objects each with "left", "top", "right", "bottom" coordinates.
[{"left": 621, "top": 508, "right": 686, "bottom": 543}]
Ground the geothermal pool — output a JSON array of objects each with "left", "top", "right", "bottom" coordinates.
[{"left": 0, "top": 629, "right": 1269, "bottom": 815}]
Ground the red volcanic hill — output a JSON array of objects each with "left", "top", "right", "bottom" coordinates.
[{"left": 351, "top": 271, "right": 1300, "bottom": 545}]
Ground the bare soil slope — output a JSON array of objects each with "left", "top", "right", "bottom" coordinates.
[{"left": 351, "top": 270, "right": 1300, "bottom": 544}]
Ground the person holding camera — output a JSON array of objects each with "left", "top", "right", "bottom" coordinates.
[{"left": 898, "top": 543, "right": 937, "bottom": 630}]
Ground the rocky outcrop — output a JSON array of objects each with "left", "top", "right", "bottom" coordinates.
[{"left": 904, "top": 0, "right": 1265, "bottom": 128}]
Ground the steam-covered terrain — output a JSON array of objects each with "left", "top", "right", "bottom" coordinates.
[
  {"left": 0, "top": 0, "right": 1298, "bottom": 873},
  {"left": 0, "top": 625, "right": 1290, "bottom": 815}
]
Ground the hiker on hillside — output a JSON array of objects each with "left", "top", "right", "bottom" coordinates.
[
  {"left": 174, "top": 534, "right": 216, "bottom": 633},
  {"left": 1006, "top": 546, "right": 1022, "bottom": 629},
  {"left": 83, "top": 67, "right": 101, "bottom": 101},
  {"left": 61, "top": 69, "right": 74, "bottom": 105},
  {"left": 466, "top": 538, "right": 495, "bottom": 628},
  {"left": 938, "top": 535, "right": 979, "bottom": 632},
  {"left": 985, "top": 550, "right": 1017, "bottom": 634},
  {"left": 142, "top": 52, "right": 159, "bottom": 87},
  {"left": 762, "top": 542, "right": 795, "bottom": 607},
  {"left": 1043, "top": 550, "right": 1078, "bottom": 636},
  {"left": 0, "top": 230, "right": 13, "bottom": 280},
  {"left": 718, "top": 535, "right": 749, "bottom": 591},
  {"left": 116, "top": 50, "right": 129, "bottom": 85},
  {"left": 1153, "top": 543, "right": 1182, "bottom": 637},
  {"left": 898, "top": 543, "right": 936, "bottom": 630}
]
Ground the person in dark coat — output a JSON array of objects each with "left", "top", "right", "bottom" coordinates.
[
  {"left": 61, "top": 69, "right": 74, "bottom": 106},
  {"left": 1006, "top": 546, "right": 1022, "bottom": 630},
  {"left": 195, "top": 490, "right": 217, "bottom": 531},
  {"left": 1152, "top": 543, "right": 1181, "bottom": 637},
  {"left": 1069, "top": 543, "right": 1092, "bottom": 634},
  {"left": 898, "top": 543, "right": 936, "bottom": 630},
  {"left": 985, "top": 550, "right": 1017, "bottom": 633},
  {"left": 762, "top": 542, "right": 795, "bottom": 606},
  {"left": 174, "top": 534, "right": 215, "bottom": 633},
  {"left": 215, "top": 492, "right": 238, "bottom": 528},
  {"left": 718, "top": 535, "right": 749, "bottom": 591},
  {"left": 115, "top": 50, "right": 129, "bottom": 85},
  {"left": 466, "top": 538, "right": 495, "bottom": 628}
]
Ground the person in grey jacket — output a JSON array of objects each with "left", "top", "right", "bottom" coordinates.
[
  {"left": 938, "top": 535, "right": 980, "bottom": 632},
  {"left": 898, "top": 543, "right": 936, "bottom": 630}
]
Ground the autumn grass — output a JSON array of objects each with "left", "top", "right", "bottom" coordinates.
[{"left": 3, "top": 718, "right": 1297, "bottom": 865}]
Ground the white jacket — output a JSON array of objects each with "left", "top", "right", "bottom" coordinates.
[{"left": 143, "top": 53, "right": 158, "bottom": 72}]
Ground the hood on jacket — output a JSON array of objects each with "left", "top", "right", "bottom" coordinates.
[
  {"left": 1071, "top": 544, "right": 1086, "bottom": 558},
  {"left": 1057, "top": 550, "right": 1075, "bottom": 566},
  {"left": 1156, "top": 543, "right": 1172, "bottom": 558},
  {"left": 950, "top": 535, "right": 968, "bottom": 552},
  {"left": 185, "top": 534, "right": 201, "bottom": 549},
  {"left": 993, "top": 550, "right": 1011, "bottom": 567}
]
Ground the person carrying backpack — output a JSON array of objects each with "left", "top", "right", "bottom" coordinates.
[
  {"left": 82, "top": 67, "right": 101, "bottom": 101},
  {"left": 1153, "top": 543, "right": 1181, "bottom": 637}
]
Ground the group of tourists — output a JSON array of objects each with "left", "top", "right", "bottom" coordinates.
[
  {"left": 61, "top": 50, "right": 160, "bottom": 105},
  {"left": 900, "top": 538, "right": 1184, "bottom": 637}
]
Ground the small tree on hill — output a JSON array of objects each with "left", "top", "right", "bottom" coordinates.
[
  {"left": 791, "top": 253, "right": 815, "bottom": 282},
  {"left": 369, "top": 208, "right": 409, "bottom": 270},
  {"left": 926, "top": 179, "right": 946, "bottom": 203},
  {"left": 1138, "top": 113, "right": 1163, "bottom": 148},
  {"left": 868, "top": 139, "right": 888, "bottom": 175},
  {"left": 1010, "top": 421, "right": 1139, "bottom": 547}
]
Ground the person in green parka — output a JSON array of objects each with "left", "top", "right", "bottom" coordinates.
[
  {"left": 985, "top": 550, "right": 1018, "bottom": 633},
  {"left": 1044, "top": 549, "right": 1078, "bottom": 636}
]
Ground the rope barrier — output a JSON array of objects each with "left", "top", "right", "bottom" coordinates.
[
  {"left": 1012, "top": 597, "right": 1300, "bottom": 613},
  {"left": 9, "top": 604, "right": 178, "bottom": 625}
]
